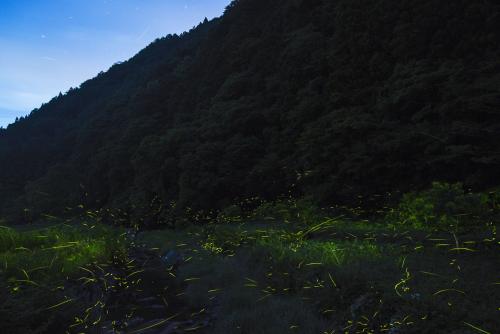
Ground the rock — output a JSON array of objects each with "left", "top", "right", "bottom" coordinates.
[{"left": 161, "top": 250, "right": 183, "bottom": 268}]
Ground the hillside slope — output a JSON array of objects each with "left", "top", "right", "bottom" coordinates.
[{"left": 0, "top": 0, "right": 499, "bottom": 221}]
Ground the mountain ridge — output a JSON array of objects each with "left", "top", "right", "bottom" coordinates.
[{"left": 0, "top": 0, "right": 499, "bottom": 222}]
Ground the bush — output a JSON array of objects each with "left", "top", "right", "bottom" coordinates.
[{"left": 388, "top": 182, "right": 494, "bottom": 230}]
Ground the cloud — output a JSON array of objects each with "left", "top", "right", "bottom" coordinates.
[{"left": 136, "top": 25, "right": 151, "bottom": 42}]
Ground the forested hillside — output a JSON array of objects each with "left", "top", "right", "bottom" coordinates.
[{"left": 1, "top": 0, "right": 499, "bottom": 222}]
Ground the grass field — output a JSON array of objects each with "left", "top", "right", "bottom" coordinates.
[
  {"left": 1, "top": 184, "right": 499, "bottom": 333},
  {"left": 136, "top": 217, "right": 499, "bottom": 334}
]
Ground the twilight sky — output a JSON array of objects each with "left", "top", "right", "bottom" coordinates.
[{"left": 0, "top": 0, "right": 231, "bottom": 128}]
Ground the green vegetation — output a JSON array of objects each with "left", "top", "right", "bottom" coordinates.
[
  {"left": 0, "top": 222, "right": 127, "bottom": 333},
  {"left": 387, "top": 182, "right": 499, "bottom": 231},
  {"left": 0, "top": 223, "right": 126, "bottom": 281},
  {"left": 133, "top": 184, "right": 499, "bottom": 333},
  {"left": 0, "top": 184, "right": 499, "bottom": 333}
]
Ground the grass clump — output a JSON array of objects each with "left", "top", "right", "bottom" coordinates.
[{"left": 254, "top": 236, "right": 385, "bottom": 267}]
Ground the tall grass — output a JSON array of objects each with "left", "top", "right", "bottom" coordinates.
[
  {"left": 0, "top": 222, "right": 127, "bottom": 334},
  {"left": 0, "top": 223, "right": 125, "bottom": 282}
]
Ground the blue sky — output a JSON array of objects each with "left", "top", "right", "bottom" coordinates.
[{"left": 0, "top": 0, "right": 231, "bottom": 128}]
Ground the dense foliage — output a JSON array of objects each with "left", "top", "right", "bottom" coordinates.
[
  {"left": 0, "top": 0, "right": 499, "bottom": 222},
  {"left": 387, "top": 182, "right": 499, "bottom": 230}
]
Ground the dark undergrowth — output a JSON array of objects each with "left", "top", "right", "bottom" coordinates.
[{"left": 0, "top": 183, "right": 499, "bottom": 333}]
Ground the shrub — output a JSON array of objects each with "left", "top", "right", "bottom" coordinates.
[{"left": 389, "top": 182, "right": 494, "bottom": 230}]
